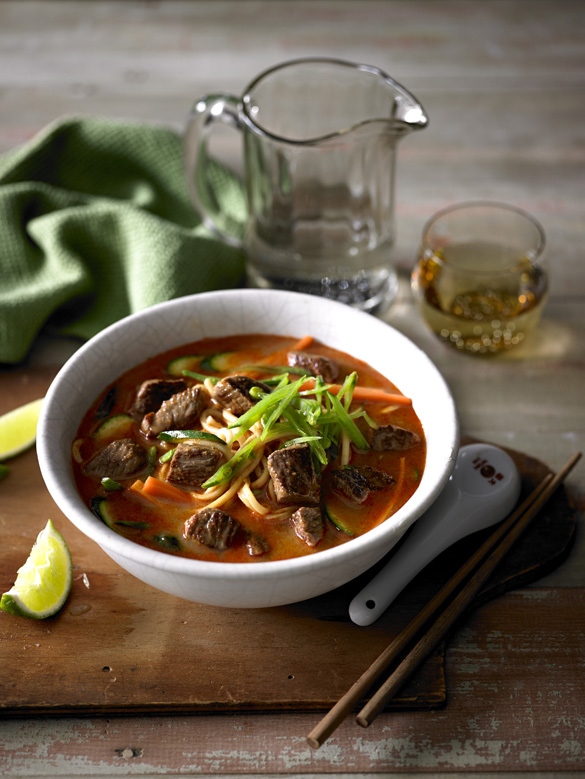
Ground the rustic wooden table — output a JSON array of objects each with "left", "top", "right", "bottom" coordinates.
[{"left": 1, "top": 1, "right": 583, "bottom": 776}]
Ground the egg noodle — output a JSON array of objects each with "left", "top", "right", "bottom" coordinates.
[{"left": 158, "top": 372, "right": 371, "bottom": 520}]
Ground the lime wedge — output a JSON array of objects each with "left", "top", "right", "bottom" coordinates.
[
  {"left": 1, "top": 520, "right": 73, "bottom": 619},
  {"left": 0, "top": 398, "right": 44, "bottom": 460}
]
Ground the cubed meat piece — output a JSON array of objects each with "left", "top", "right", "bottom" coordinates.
[
  {"left": 141, "top": 386, "right": 207, "bottom": 436},
  {"left": 267, "top": 444, "right": 320, "bottom": 505},
  {"left": 330, "top": 465, "right": 394, "bottom": 504},
  {"left": 290, "top": 506, "right": 324, "bottom": 547},
  {"left": 184, "top": 508, "right": 240, "bottom": 551},
  {"left": 131, "top": 378, "right": 187, "bottom": 417},
  {"left": 359, "top": 465, "right": 395, "bottom": 489},
  {"left": 166, "top": 442, "right": 224, "bottom": 488},
  {"left": 370, "top": 424, "right": 421, "bottom": 451},
  {"left": 330, "top": 467, "right": 370, "bottom": 504},
  {"left": 287, "top": 351, "right": 339, "bottom": 383},
  {"left": 246, "top": 533, "right": 270, "bottom": 557},
  {"left": 84, "top": 438, "right": 147, "bottom": 480},
  {"left": 212, "top": 375, "right": 270, "bottom": 416}
]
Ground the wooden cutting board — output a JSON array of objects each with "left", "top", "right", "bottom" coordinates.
[{"left": 0, "top": 368, "right": 577, "bottom": 717}]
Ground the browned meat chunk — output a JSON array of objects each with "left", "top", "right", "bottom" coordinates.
[
  {"left": 331, "top": 467, "right": 370, "bottom": 504},
  {"left": 184, "top": 508, "right": 240, "bottom": 551},
  {"left": 131, "top": 378, "right": 187, "bottom": 417},
  {"left": 166, "top": 442, "right": 224, "bottom": 488},
  {"left": 370, "top": 424, "right": 421, "bottom": 451},
  {"left": 84, "top": 438, "right": 147, "bottom": 480},
  {"left": 141, "top": 386, "right": 207, "bottom": 436},
  {"left": 287, "top": 351, "right": 339, "bottom": 383},
  {"left": 212, "top": 375, "right": 270, "bottom": 416},
  {"left": 359, "top": 465, "right": 395, "bottom": 489},
  {"left": 246, "top": 533, "right": 270, "bottom": 557},
  {"left": 330, "top": 465, "right": 394, "bottom": 504},
  {"left": 290, "top": 506, "right": 324, "bottom": 547},
  {"left": 267, "top": 444, "right": 320, "bottom": 506}
]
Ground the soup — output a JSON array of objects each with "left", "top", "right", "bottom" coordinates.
[{"left": 72, "top": 334, "right": 426, "bottom": 562}]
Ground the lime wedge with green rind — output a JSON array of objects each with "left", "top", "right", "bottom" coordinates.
[
  {"left": 0, "top": 398, "right": 44, "bottom": 461},
  {"left": 1, "top": 520, "right": 73, "bottom": 619}
]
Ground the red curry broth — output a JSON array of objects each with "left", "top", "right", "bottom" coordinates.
[{"left": 72, "top": 334, "right": 426, "bottom": 562}]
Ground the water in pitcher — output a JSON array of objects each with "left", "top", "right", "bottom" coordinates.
[
  {"left": 247, "top": 234, "right": 398, "bottom": 313},
  {"left": 246, "top": 187, "right": 399, "bottom": 313}
]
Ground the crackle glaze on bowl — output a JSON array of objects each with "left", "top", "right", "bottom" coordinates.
[{"left": 37, "top": 289, "right": 459, "bottom": 608}]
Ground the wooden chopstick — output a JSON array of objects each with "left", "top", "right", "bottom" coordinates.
[
  {"left": 307, "top": 451, "right": 581, "bottom": 749},
  {"left": 306, "top": 476, "right": 550, "bottom": 749}
]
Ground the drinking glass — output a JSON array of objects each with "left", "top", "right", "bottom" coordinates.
[{"left": 411, "top": 202, "right": 547, "bottom": 354}]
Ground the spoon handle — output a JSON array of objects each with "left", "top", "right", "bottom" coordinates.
[
  {"left": 348, "top": 502, "right": 454, "bottom": 626},
  {"left": 349, "top": 444, "right": 521, "bottom": 626}
]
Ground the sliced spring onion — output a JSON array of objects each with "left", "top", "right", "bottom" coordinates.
[
  {"left": 201, "top": 437, "right": 259, "bottom": 489},
  {"left": 280, "top": 435, "right": 323, "bottom": 448},
  {"left": 182, "top": 370, "right": 219, "bottom": 384},
  {"left": 260, "top": 381, "right": 306, "bottom": 441},
  {"left": 146, "top": 445, "right": 158, "bottom": 476},
  {"left": 228, "top": 376, "right": 306, "bottom": 438},
  {"left": 350, "top": 407, "right": 378, "bottom": 429},
  {"left": 159, "top": 448, "right": 175, "bottom": 463},
  {"left": 280, "top": 404, "right": 329, "bottom": 466},
  {"left": 326, "top": 390, "right": 370, "bottom": 450},
  {"left": 337, "top": 371, "right": 358, "bottom": 409},
  {"left": 101, "top": 477, "right": 122, "bottom": 491}
]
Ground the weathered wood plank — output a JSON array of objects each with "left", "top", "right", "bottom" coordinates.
[{"left": 0, "top": 590, "right": 582, "bottom": 773}]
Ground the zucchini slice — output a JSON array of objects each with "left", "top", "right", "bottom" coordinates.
[
  {"left": 166, "top": 355, "right": 204, "bottom": 377},
  {"left": 157, "top": 430, "right": 225, "bottom": 445},
  {"left": 90, "top": 496, "right": 116, "bottom": 530},
  {"left": 93, "top": 414, "right": 135, "bottom": 442},
  {"left": 200, "top": 352, "right": 236, "bottom": 372},
  {"left": 91, "top": 497, "right": 149, "bottom": 531},
  {"left": 324, "top": 503, "right": 355, "bottom": 536},
  {"left": 153, "top": 533, "right": 181, "bottom": 552}
]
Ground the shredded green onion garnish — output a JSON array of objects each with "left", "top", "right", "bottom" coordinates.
[
  {"left": 182, "top": 370, "right": 219, "bottom": 384},
  {"left": 101, "top": 477, "right": 122, "bottom": 491},
  {"left": 327, "top": 390, "right": 369, "bottom": 450},
  {"left": 201, "top": 437, "right": 259, "bottom": 489},
  {"left": 159, "top": 448, "right": 175, "bottom": 463},
  {"left": 201, "top": 369, "right": 371, "bottom": 486},
  {"left": 228, "top": 376, "right": 306, "bottom": 438}
]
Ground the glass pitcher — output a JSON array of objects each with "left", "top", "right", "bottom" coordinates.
[{"left": 185, "top": 58, "right": 428, "bottom": 314}]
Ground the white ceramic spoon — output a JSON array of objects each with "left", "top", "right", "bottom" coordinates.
[{"left": 349, "top": 443, "right": 522, "bottom": 626}]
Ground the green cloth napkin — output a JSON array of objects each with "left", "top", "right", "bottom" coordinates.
[{"left": 0, "top": 116, "right": 247, "bottom": 363}]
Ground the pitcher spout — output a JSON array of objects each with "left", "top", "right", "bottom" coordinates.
[
  {"left": 391, "top": 94, "right": 428, "bottom": 131},
  {"left": 365, "top": 63, "right": 428, "bottom": 134}
]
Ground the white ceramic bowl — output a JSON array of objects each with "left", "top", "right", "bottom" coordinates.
[{"left": 37, "top": 289, "right": 459, "bottom": 608}]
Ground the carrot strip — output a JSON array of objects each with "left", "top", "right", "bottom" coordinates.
[
  {"left": 351, "top": 386, "right": 412, "bottom": 406},
  {"left": 290, "top": 334, "right": 314, "bottom": 352},
  {"left": 129, "top": 478, "right": 161, "bottom": 506},
  {"left": 299, "top": 378, "right": 412, "bottom": 406},
  {"left": 141, "top": 475, "right": 193, "bottom": 504}
]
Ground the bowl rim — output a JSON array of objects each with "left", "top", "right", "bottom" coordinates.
[{"left": 37, "top": 289, "right": 459, "bottom": 580}]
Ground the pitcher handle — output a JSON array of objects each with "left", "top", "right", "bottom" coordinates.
[{"left": 184, "top": 94, "right": 245, "bottom": 248}]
